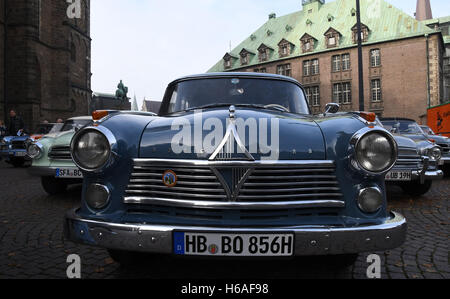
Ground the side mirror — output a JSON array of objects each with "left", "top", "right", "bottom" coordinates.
[{"left": 324, "top": 103, "right": 340, "bottom": 115}]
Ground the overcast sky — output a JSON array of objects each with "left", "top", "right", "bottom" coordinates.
[{"left": 91, "top": 0, "right": 450, "bottom": 108}]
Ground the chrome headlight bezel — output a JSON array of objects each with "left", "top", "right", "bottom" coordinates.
[
  {"left": 429, "top": 146, "right": 442, "bottom": 161},
  {"left": 70, "top": 126, "right": 117, "bottom": 173},
  {"left": 351, "top": 127, "right": 398, "bottom": 175},
  {"left": 27, "top": 142, "right": 44, "bottom": 159}
]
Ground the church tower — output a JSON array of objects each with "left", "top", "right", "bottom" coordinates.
[{"left": 415, "top": 0, "right": 433, "bottom": 21}]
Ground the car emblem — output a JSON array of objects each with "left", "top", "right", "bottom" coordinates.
[{"left": 162, "top": 170, "right": 177, "bottom": 187}]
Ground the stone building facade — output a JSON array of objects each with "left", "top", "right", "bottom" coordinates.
[
  {"left": 209, "top": 0, "right": 448, "bottom": 124},
  {"left": 0, "top": 0, "right": 91, "bottom": 131}
]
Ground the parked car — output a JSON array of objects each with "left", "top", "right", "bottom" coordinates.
[
  {"left": 64, "top": 73, "right": 407, "bottom": 266},
  {"left": 420, "top": 125, "right": 450, "bottom": 170},
  {"left": 27, "top": 116, "right": 93, "bottom": 195},
  {"left": 0, "top": 133, "right": 32, "bottom": 167}
]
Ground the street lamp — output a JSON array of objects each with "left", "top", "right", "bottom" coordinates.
[{"left": 356, "top": 0, "right": 365, "bottom": 111}]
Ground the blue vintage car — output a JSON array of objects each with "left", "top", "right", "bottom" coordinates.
[
  {"left": 0, "top": 134, "right": 33, "bottom": 167},
  {"left": 65, "top": 73, "right": 407, "bottom": 266}
]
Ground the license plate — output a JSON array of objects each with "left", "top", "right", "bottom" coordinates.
[
  {"left": 14, "top": 152, "right": 27, "bottom": 157},
  {"left": 385, "top": 171, "right": 412, "bottom": 181},
  {"left": 174, "top": 232, "right": 294, "bottom": 257},
  {"left": 56, "top": 168, "right": 83, "bottom": 178}
]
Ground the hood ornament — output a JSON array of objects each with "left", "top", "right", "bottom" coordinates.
[{"left": 209, "top": 105, "right": 254, "bottom": 161}]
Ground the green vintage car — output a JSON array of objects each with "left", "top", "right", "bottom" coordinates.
[{"left": 27, "top": 116, "right": 93, "bottom": 195}]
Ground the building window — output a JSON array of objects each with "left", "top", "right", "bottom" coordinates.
[
  {"left": 370, "top": 49, "right": 381, "bottom": 67},
  {"left": 311, "top": 86, "right": 320, "bottom": 106},
  {"left": 277, "top": 64, "right": 291, "bottom": 77},
  {"left": 332, "top": 55, "right": 341, "bottom": 72},
  {"left": 278, "top": 40, "right": 293, "bottom": 58},
  {"left": 311, "top": 59, "right": 319, "bottom": 75},
  {"left": 303, "top": 60, "right": 310, "bottom": 76},
  {"left": 342, "top": 54, "right": 350, "bottom": 71},
  {"left": 333, "top": 82, "right": 351, "bottom": 104},
  {"left": 371, "top": 79, "right": 382, "bottom": 102},
  {"left": 225, "top": 60, "right": 231, "bottom": 69},
  {"left": 305, "top": 86, "right": 321, "bottom": 107},
  {"left": 328, "top": 37, "right": 336, "bottom": 46},
  {"left": 254, "top": 68, "right": 267, "bottom": 73},
  {"left": 241, "top": 54, "right": 249, "bottom": 65}
]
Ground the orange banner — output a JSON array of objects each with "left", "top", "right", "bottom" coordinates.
[{"left": 427, "top": 103, "right": 450, "bottom": 137}]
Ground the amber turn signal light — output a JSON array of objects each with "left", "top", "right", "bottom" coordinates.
[
  {"left": 92, "top": 110, "right": 109, "bottom": 121},
  {"left": 360, "top": 112, "right": 376, "bottom": 123}
]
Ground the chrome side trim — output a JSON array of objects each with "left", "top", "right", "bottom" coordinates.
[{"left": 123, "top": 197, "right": 346, "bottom": 210}]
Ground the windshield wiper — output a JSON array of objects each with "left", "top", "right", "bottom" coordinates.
[{"left": 173, "top": 103, "right": 290, "bottom": 114}]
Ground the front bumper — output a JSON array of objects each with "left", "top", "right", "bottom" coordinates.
[
  {"left": 64, "top": 208, "right": 407, "bottom": 256},
  {"left": 441, "top": 156, "right": 450, "bottom": 164}
]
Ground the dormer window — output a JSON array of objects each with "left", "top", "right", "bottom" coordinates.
[
  {"left": 239, "top": 48, "right": 254, "bottom": 66},
  {"left": 257, "top": 44, "right": 273, "bottom": 63},
  {"left": 223, "top": 53, "right": 237, "bottom": 70},
  {"left": 278, "top": 39, "right": 294, "bottom": 58},
  {"left": 300, "top": 33, "right": 317, "bottom": 53},
  {"left": 324, "top": 27, "right": 341, "bottom": 48},
  {"left": 351, "top": 23, "right": 370, "bottom": 43}
]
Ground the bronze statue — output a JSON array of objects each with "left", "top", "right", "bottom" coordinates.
[{"left": 115, "top": 80, "right": 129, "bottom": 101}]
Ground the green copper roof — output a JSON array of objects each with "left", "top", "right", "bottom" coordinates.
[{"left": 208, "top": 0, "right": 439, "bottom": 72}]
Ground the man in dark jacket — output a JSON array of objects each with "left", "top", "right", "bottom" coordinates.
[{"left": 7, "top": 110, "right": 25, "bottom": 136}]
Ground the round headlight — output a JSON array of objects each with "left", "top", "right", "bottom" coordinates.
[
  {"left": 27, "top": 143, "right": 42, "bottom": 159},
  {"left": 86, "top": 184, "right": 110, "bottom": 210},
  {"left": 430, "top": 146, "right": 442, "bottom": 161},
  {"left": 355, "top": 132, "right": 397, "bottom": 173},
  {"left": 72, "top": 129, "right": 111, "bottom": 171},
  {"left": 358, "top": 187, "right": 383, "bottom": 213}
]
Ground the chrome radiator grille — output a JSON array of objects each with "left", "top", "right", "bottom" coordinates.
[
  {"left": 392, "top": 148, "right": 422, "bottom": 170},
  {"left": 437, "top": 143, "right": 449, "bottom": 155},
  {"left": 125, "top": 159, "right": 344, "bottom": 210},
  {"left": 48, "top": 146, "right": 72, "bottom": 160},
  {"left": 238, "top": 166, "right": 342, "bottom": 201},
  {"left": 11, "top": 141, "right": 26, "bottom": 150}
]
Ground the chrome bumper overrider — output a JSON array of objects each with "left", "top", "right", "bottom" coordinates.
[{"left": 64, "top": 208, "right": 407, "bottom": 256}]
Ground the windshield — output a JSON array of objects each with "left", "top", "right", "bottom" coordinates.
[
  {"left": 48, "top": 123, "right": 63, "bottom": 134},
  {"left": 381, "top": 120, "right": 425, "bottom": 135},
  {"left": 162, "top": 78, "right": 309, "bottom": 115},
  {"left": 61, "top": 119, "right": 92, "bottom": 132},
  {"left": 420, "top": 126, "right": 435, "bottom": 135}
]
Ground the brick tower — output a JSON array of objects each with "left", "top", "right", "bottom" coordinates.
[
  {"left": 416, "top": 0, "right": 433, "bottom": 21},
  {"left": 1, "top": 0, "right": 91, "bottom": 131}
]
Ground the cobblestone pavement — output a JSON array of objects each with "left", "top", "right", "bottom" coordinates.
[{"left": 0, "top": 160, "right": 448, "bottom": 279}]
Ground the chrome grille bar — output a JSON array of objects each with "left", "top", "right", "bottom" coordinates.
[
  {"left": 125, "top": 159, "right": 345, "bottom": 209},
  {"left": 48, "top": 146, "right": 72, "bottom": 160}
]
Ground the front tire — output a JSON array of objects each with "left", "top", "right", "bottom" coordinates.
[
  {"left": 400, "top": 180, "right": 432, "bottom": 197},
  {"left": 41, "top": 176, "right": 68, "bottom": 195}
]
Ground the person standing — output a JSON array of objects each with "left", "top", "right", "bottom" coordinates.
[
  {"left": 7, "top": 110, "right": 25, "bottom": 136},
  {"left": 0, "top": 120, "right": 6, "bottom": 137}
]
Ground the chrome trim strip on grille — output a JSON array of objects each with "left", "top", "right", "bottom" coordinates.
[
  {"left": 125, "top": 159, "right": 344, "bottom": 209},
  {"left": 123, "top": 197, "right": 346, "bottom": 210},
  {"left": 132, "top": 159, "right": 335, "bottom": 168},
  {"left": 48, "top": 146, "right": 72, "bottom": 160}
]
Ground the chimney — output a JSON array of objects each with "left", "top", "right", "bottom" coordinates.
[{"left": 415, "top": 0, "right": 433, "bottom": 21}]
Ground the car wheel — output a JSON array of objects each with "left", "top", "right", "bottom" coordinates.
[
  {"left": 41, "top": 176, "right": 68, "bottom": 195},
  {"left": 107, "top": 250, "right": 145, "bottom": 267},
  {"left": 400, "top": 180, "right": 432, "bottom": 197}
]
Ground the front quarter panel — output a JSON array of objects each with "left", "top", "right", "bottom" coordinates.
[{"left": 77, "top": 114, "right": 157, "bottom": 220}]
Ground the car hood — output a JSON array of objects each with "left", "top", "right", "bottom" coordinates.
[
  {"left": 140, "top": 108, "right": 326, "bottom": 160},
  {"left": 393, "top": 135, "right": 417, "bottom": 149},
  {"left": 428, "top": 134, "right": 449, "bottom": 144}
]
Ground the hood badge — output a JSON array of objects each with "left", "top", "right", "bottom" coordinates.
[{"left": 163, "top": 170, "right": 177, "bottom": 188}]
